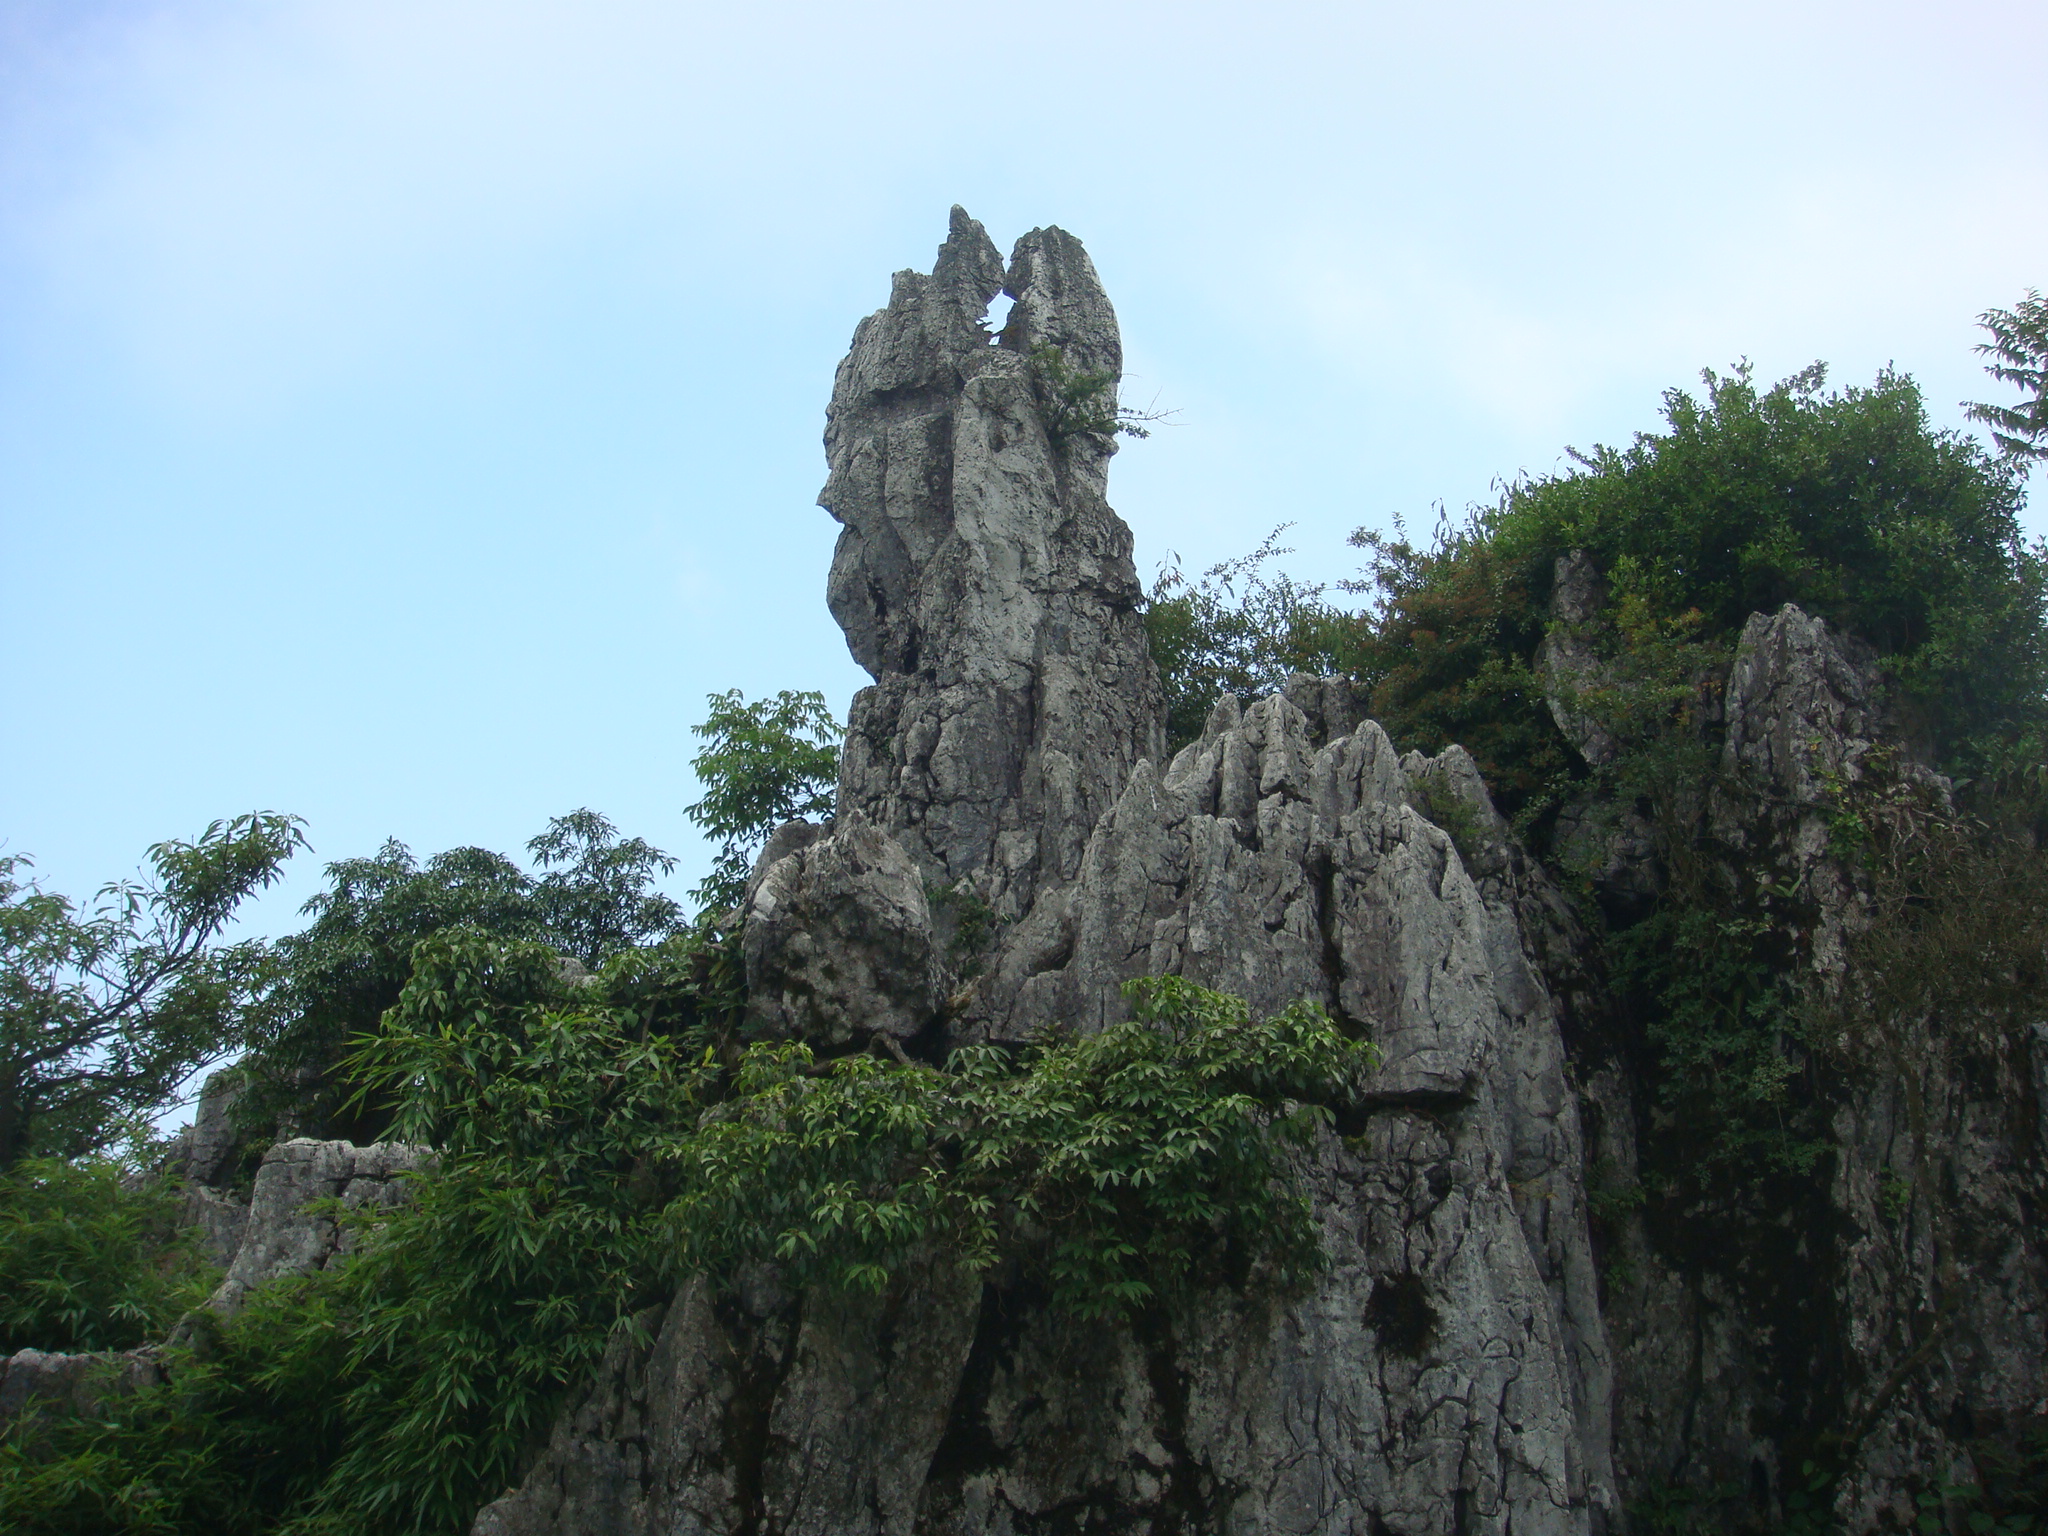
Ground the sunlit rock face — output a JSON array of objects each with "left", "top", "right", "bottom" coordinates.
[
  {"left": 479, "top": 213, "right": 1621, "bottom": 1536},
  {"left": 821, "top": 207, "right": 1167, "bottom": 939}
]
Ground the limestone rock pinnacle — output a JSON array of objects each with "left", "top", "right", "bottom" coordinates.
[
  {"left": 485, "top": 214, "right": 1622, "bottom": 1536},
  {"left": 820, "top": 207, "right": 1166, "bottom": 930}
]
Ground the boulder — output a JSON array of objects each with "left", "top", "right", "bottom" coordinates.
[
  {"left": 0, "top": 1346, "right": 161, "bottom": 1438},
  {"left": 743, "top": 813, "right": 946, "bottom": 1046}
]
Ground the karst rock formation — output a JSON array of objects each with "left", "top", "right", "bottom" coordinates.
[
  {"left": 473, "top": 209, "right": 1622, "bottom": 1536},
  {"left": 19, "top": 210, "right": 2034, "bottom": 1534}
]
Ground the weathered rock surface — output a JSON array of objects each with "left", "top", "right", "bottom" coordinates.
[
  {"left": 824, "top": 206, "right": 1166, "bottom": 937},
  {"left": 1538, "top": 551, "right": 1620, "bottom": 770},
  {"left": 744, "top": 812, "right": 946, "bottom": 1046},
  {"left": 179, "top": 1181, "right": 251, "bottom": 1268},
  {"left": 0, "top": 1346, "right": 162, "bottom": 1437},
  {"left": 208, "top": 1136, "right": 429, "bottom": 1314},
  {"left": 1555, "top": 588, "right": 2046, "bottom": 1530},
  {"left": 476, "top": 214, "right": 2046, "bottom": 1536},
  {"left": 479, "top": 213, "right": 1620, "bottom": 1536},
  {"left": 162, "top": 1065, "right": 257, "bottom": 1264},
  {"left": 167, "top": 1064, "right": 248, "bottom": 1188},
  {"left": 485, "top": 692, "right": 1622, "bottom": 1534},
  {"left": 1714, "top": 602, "right": 1949, "bottom": 977}
]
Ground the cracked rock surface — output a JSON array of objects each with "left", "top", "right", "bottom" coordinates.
[
  {"left": 207, "top": 1136, "right": 429, "bottom": 1315},
  {"left": 743, "top": 811, "right": 945, "bottom": 1047},
  {"left": 1576, "top": 599, "right": 2047, "bottom": 1531},
  {"left": 824, "top": 206, "right": 1166, "bottom": 935},
  {"left": 478, "top": 213, "right": 1619, "bottom": 1536}
]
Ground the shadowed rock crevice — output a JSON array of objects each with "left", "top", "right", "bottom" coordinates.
[{"left": 721, "top": 1293, "right": 804, "bottom": 1536}]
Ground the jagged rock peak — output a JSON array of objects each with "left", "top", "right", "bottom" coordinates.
[
  {"left": 484, "top": 220, "right": 1624, "bottom": 1536},
  {"left": 820, "top": 210, "right": 1165, "bottom": 927}
]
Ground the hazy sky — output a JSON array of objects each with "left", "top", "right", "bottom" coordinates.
[{"left": 4, "top": 0, "right": 2043, "bottom": 934}]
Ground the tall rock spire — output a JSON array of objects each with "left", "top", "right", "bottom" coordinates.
[
  {"left": 819, "top": 207, "right": 1166, "bottom": 925},
  {"left": 477, "top": 213, "right": 1622, "bottom": 1536}
]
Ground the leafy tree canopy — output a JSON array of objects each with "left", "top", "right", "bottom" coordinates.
[
  {"left": 1965, "top": 288, "right": 2048, "bottom": 464},
  {"left": 1308, "top": 362, "right": 2047, "bottom": 806},
  {"left": 0, "top": 813, "right": 304, "bottom": 1169},
  {"left": 2, "top": 936, "right": 1373, "bottom": 1536},
  {"left": 0, "top": 1155, "right": 216, "bottom": 1354},
  {"left": 1144, "top": 527, "right": 1351, "bottom": 751},
  {"left": 238, "top": 809, "right": 682, "bottom": 1141},
  {"left": 1487, "top": 363, "right": 2044, "bottom": 759},
  {"left": 685, "top": 689, "right": 839, "bottom": 912}
]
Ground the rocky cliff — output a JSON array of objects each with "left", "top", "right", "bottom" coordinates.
[
  {"left": 1566, "top": 600, "right": 2048, "bottom": 1532},
  {"left": 86, "top": 212, "right": 2039, "bottom": 1536},
  {"left": 474, "top": 211, "right": 1623, "bottom": 1536}
]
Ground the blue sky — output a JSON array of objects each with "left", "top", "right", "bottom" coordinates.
[{"left": 4, "top": 0, "right": 2044, "bottom": 938}]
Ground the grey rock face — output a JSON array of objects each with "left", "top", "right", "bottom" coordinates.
[
  {"left": 1575, "top": 600, "right": 2045, "bottom": 1529},
  {"left": 1715, "top": 609, "right": 2038, "bottom": 1532},
  {"left": 743, "top": 812, "right": 946, "bottom": 1046},
  {"left": 162, "top": 1067, "right": 257, "bottom": 1265},
  {"left": 478, "top": 214, "right": 1618, "bottom": 1536},
  {"left": 167, "top": 1065, "right": 248, "bottom": 1187},
  {"left": 961, "top": 696, "right": 1617, "bottom": 1525},
  {"left": 1535, "top": 553, "right": 1666, "bottom": 925},
  {"left": 480, "top": 1122, "right": 1610, "bottom": 1536},
  {"left": 1539, "top": 551, "right": 1619, "bottom": 770},
  {"left": 824, "top": 206, "right": 1166, "bottom": 935},
  {"left": 0, "top": 1346, "right": 162, "bottom": 1437},
  {"left": 474, "top": 1266, "right": 981, "bottom": 1536},
  {"left": 0, "top": 1135, "right": 430, "bottom": 1436},
  {"left": 1280, "top": 670, "right": 1371, "bottom": 748},
  {"left": 180, "top": 1181, "right": 251, "bottom": 1268},
  {"left": 208, "top": 1137, "right": 429, "bottom": 1314},
  {"left": 1714, "top": 602, "right": 1949, "bottom": 978}
]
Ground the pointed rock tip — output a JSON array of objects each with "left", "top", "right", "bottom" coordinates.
[{"left": 933, "top": 206, "right": 1005, "bottom": 308}]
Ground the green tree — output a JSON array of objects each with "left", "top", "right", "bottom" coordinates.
[
  {"left": 0, "top": 1155, "right": 217, "bottom": 1353},
  {"left": 0, "top": 814, "right": 304, "bottom": 1169},
  {"left": 238, "top": 810, "right": 682, "bottom": 1141},
  {"left": 685, "top": 689, "right": 839, "bottom": 912},
  {"left": 1965, "top": 288, "right": 2048, "bottom": 464},
  {"left": 1143, "top": 527, "right": 1349, "bottom": 751},
  {"left": 0, "top": 946, "right": 1369, "bottom": 1536},
  {"left": 1338, "top": 512, "right": 1574, "bottom": 815},
  {"left": 1343, "top": 362, "right": 2044, "bottom": 801},
  {"left": 527, "top": 809, "right": 685, "bottom": 963}
]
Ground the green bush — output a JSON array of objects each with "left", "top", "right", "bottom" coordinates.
[
  {"left": 1333, "top": 364, "right": 2045, "bottom": 812},
  {"left": 685, "top": 689, "right": 839, "bottom": 912},
  {"left": 0, "top": 815, "right": 304, "bottom": 1170},
  {"left": 1489, "top": 362, "right": 2045, "bottom": 767},
  {"left": 0, "top": 930, "right": 1373, "bottom": 1536},
  {"left": 1338, "top": 516, "right": 1575, "bottom": 818},
  {"left": 0, "top": 1156, "right": 217, "bottom": 1355},
  {"left": 237, "top": 809, "right": 683, "bottom": 1142},
  {"left": 662, "top": 974, "right": 1373, "bottom": 1315},
  {"left": 1144, "top": 527, "right": 1351, "bottom": 751}
]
